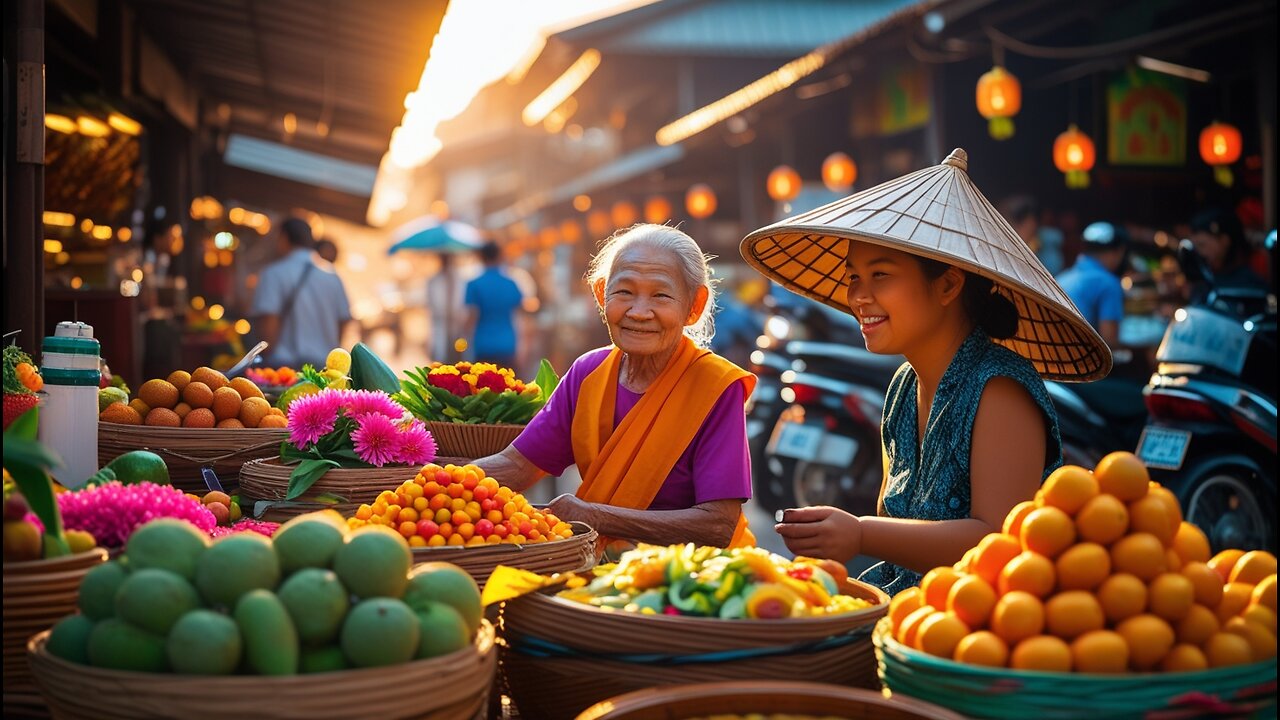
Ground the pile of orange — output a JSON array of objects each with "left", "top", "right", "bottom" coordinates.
[
  {"left": 346, "top": 463, "right": 575, "bottom": 548},
  {"left": 99, "top": 366, "right": 287, "bottom": 429},
  {"left": 886, "top": 451, "right": 1277, "bottom": 673}
]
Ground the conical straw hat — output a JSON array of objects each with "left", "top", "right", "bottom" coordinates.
[{"left": 740, "top": 148, "right": 1111, "bottom": 382}]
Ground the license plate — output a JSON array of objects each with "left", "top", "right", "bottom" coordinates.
[
  {"left": 768, "top": 422, "right": 860, "bottom": 466},
  {"left": 1137, "top": 426, "right": 1192, "bottom": 471}
]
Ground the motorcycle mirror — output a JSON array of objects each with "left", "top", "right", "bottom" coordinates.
[{"left": 1177, "top": 238, "right": 1215, "bottom": 287}]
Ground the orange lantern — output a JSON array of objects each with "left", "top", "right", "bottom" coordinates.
[
  {"left": 1199, "top": 122, "right": 1242, "bottom": 187},
  {"left": 643, "top": 196, "right": 673, "bottom": 224},
  {"left": 685, "top": 184, "right": 717, "bottom": 219},
  {"left": 558, "top": 219, "right": 582, "bottom": 244},
  {"left": 1053, "top": 124, "right": 1096, "bottom": 189},
  {"left": 538, "top": 226, "right": 558, "bottom": 249},
  {"left": 821, "top": 152, "right": 857, "bottom": 192},
  {"left": 976, "top": 66, "right": 1021, "bottom": 140},
  {"left": 610, "top": 201, "right": 638, "bottom": 228},
  {"left": 586, "top": 209, "right": 611, "bottom": 238},
  {"left": 767, "top": 165, "right": 801, "bottom": 202}
]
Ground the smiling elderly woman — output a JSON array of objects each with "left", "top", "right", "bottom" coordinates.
[{"left": 475, "top": 224, "right": 757, "bottom": 549}]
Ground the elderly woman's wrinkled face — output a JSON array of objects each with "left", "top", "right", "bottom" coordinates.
[{"left": 597, "top": 244, "right": 699, "bottom": 357}]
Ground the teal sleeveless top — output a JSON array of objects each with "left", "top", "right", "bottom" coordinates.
[{"left": 857, "top": 329, "right": 1062, "bottom": 596}]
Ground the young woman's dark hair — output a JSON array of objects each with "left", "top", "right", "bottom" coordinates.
[
  {"left": 916, "top": 257, "right": 1020, "bottom": 340},
  {"left": 280, "top": 217, "right": 315, "bottom": 248}
]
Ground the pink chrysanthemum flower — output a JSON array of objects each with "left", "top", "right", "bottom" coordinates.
[
  {"left": 395, "top": 421, "right": 437, "bottom": 466},
  {"left": 287, "top": 390, "right": 341, "bottom": 447},
  {"left": 351, "top": 412, "right": 401, "bottom": 467},
  {"left": 340, "top": 389, "right": 404, "bottom": 419}
]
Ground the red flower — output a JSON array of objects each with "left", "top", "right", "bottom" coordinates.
[
  {"left": 427, "top": 372, "right": 471, "bottom": 397},
  {"left": 475, "top": 370, "right": 508, "bottom": 395}
]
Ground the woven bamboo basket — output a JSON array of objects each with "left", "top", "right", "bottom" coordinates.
[
  {"left": 237, "top": 458, "right": 421, "bottom": 522},
  {"left": 424, "top": 421, "right": 524, "bottom": 459},
  {"left": 27, "top": 619, "right": 497, "bottom": 720},
  {"left": 500, "top": 576, "right": 890, "bottom": 720},
  {"left": 576, "top": 680, "right": 967, "bottom": 720},
  {"left": 410, "top": 521, "right": 599, "bottom": 584},
  {"left": 98, "top": 423, "right": 287, "bottom": 493},
  {"left": 873, "top": 618, "right": 1278, "bottom": 719},
  {"left": 3, "top": 549, "right": 107, "bottom": 716}
]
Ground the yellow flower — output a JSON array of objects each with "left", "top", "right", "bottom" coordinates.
[{"left": 429, "top": 365, "right": 461, "bottom": 376}]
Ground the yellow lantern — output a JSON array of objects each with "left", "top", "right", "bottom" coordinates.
[
  {"left": 767, "top": 165, "right": 801, "bottom": 202},
  {"left": 1199, "top": 122, "right": 1242, "bottom": 187},
  {"left": 1053, "top": 124, "right": 1096, "bottom": 189},
  {"left": 821, "top": 152, "right": 857, "bottom": 192},
  {"left": 610, "top": 201, "right": 638, "bottom": 228},
  {"left": 976, "top": 66, "right": 1021, "bottom": 140},
  {"left": 643, "top": 196, "right": 673, "bottom": 224},
  {"left": 685, "top": 184, "right": 717, "bottom": 219},
  {"left": 587, "top": 209, "right": 611, "bottom": 238}
]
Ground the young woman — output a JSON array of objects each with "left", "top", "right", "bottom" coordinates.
[{"left": 740, "top": 149, "right": 1110, "bottom": 594}]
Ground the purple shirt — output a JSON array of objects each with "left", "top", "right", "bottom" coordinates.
[{"left": 513, "top": 347, "right": 752, "bottom": 510}]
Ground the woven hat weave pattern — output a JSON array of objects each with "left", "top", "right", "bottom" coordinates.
[{"left": 740, "top": 148, "right": 1111, "bottom": 382}]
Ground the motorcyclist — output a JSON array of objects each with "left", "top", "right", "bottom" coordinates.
[{"left": 1056, "top": 222, "right": 1129, "bottom": 349}]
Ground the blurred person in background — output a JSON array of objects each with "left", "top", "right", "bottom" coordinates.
[
  {"left": 1056, "top": 222, "right": 1129, "bottom": 348},
  {"left": 710, "top": 279, "right": 765, "bottom": 370},
  {"left": 1001, "top": 195, "right": 1063, "bottom": 274},
  {"left": 462, "top": 241, "right": 529, "bottom": 370},
  {"left": 315, "top": 238, "right": 339, "bottom": 264},
  {"left": 1189, "top": 207, "right": 1267, "bottom": 298},
  {"left": 252, "top": 218, "right": 352, "bottom": 369}
]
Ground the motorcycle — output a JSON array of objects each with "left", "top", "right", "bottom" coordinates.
[{"left": 1137, "top": 239, "right": 1276, "bottom": 553}]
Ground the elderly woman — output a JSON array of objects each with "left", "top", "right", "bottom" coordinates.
[{"left": 475, "top": 224, "right": 756, "bottom": 548}]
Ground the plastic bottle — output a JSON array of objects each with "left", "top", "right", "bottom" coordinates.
[{"left": 38, "top": 322, "right": 101, "bottom": 488}]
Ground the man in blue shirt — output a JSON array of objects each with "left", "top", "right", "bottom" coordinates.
[
  {"left": 1056, "top": 222, "right": 1128, "bottom": 348},
  {"left": 462, "top": 242, "right": 528, "bottom": 369},
  {"left": 252, "top": 218, "right": 352, "bottom": 368}
]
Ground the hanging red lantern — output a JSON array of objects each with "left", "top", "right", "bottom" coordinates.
[
  {"left": 685, "top": 184, "right": 717, "bottom": 219},
  {"left": 643, "top": 196, "right": 673, "bottom": 224},
  {"left": 821, "top": 152, "right": 857, "bottom": 192},
  {"left": 1199, "top": 122, "right": 1242, "bottom": 187},
  {"left": 1053, "top": 124, "right": 1096, "bottom": 189},
  {"left": 767, "top": 165, "right": 801, "bottom": 202},
  {"left": 610, "top": 201, "right": 638, "bottom": 228},
  {"left": 976, "top": 66, "right": 1021, "bottom": 140}
]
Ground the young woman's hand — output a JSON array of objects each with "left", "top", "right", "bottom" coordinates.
[{"left": 775, "top": 506, "right": 861, "bottom": 562}]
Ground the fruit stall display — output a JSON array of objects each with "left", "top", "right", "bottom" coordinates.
[
  {"left": 27, "top": 513, "right": 497, "bottom": 720},
  {"left": 500, "top": 544, "right": 889, "bottom": 720},
  {"left": 3, "top": 343, "right": 43, "bottom": 430},
  {"left": 874, "top": 452, "right": 1277, "bottom": 719}
]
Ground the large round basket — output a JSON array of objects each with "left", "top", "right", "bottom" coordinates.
[
  {"left": 237, "top": 458, "right": 420, "bottom": 522},
  {"left": 873, "top": 618, "right": 1278, "bottom": 718},
  {"left": 500, "top": 577, "right": 890, "bottom": 720},
  {"left": 3, "top": 549, "right": 107, "bottom": 716},
  {"left": 27, "top": 619, "right": 497, "bottom": 720},
  {"left": 424, "top": 421, "right": 524, "bottom": 459},
  {"left": 98, "top": 423, "right": 287, "bottom": 493},
  {"left": 411, "top": 521, "right": 598, "bottom": 584},
  {"left": 576, "top": 680, "right": 967, "bottom": 720}
]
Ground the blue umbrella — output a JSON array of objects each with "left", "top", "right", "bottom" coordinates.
[{"left": 387, "top": 216, "right": 485, "bottom": 255}]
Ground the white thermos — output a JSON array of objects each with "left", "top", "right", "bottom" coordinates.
[{"left": 38, "top": 322, "right": 101, "bottom": 488}]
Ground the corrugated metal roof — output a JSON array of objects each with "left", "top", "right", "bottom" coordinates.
[{"left": 223, "top": 134, "right": 378, "bottom": 197}]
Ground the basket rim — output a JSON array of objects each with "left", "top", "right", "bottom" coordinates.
[
  {"left": 409, "top": 520, "right": 597, "bottom": 558},
  {"left": 240, "top": 457, "right": 422, "bottom": 475},
  {"left": 423, "top": 419, "right": 528, "bottom": 429},
  {"left": 1, "top": 548, "right": 108, "bottom": 573},
  {"left": 99, "top": 423, "right": 289, "bottom": 436}
]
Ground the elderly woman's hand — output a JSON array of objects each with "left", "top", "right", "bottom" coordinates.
[
  {"left": 775, "top": 506, "right": 861, "bottom": 563},
  {"left": 547, "top": 494, "right": 598, "bottom": 527}
]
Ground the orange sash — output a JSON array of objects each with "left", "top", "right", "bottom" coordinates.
[{"left": 570, "top": 337, "right": 757, "bottom": 549}]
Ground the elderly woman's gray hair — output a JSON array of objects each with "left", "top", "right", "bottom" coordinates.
[{"left": 585, "top": 223, "right": 718, "bottom": 348}]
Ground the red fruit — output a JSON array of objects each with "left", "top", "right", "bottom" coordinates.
[
  {"left": 493, "top": 524, "right": 509, "bottom": 539},
  {"left": 475, "top": 519, "right": 494, "bottom": 537},
  {"left": 436, "top": 470, "right": 451, "bottom": 485},
  {"left": 462, "top": 477, "right": 479, "bottom": 491},
  {"left": 519, "top": 521, "right": 533, "bottom": 536},
  {"left": 4, "top": 494, "right": 30, "bottom": 521},
  {"left": 473, "top": 486, "right": 490, "bottom": 502},
  {"left": 416, "top": 519, "right": 439, "bottom": 539},
  {"left": 206, "top": 501, "right": 231, "bottom": 525},
  {"left": 3, "top": 393, "right": 39, "bottom": 430},
  {"left": 480, "top": 498, "right": 497, "bottom": 513}
]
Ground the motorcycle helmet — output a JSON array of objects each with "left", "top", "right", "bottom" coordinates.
[{"left": 1081, "top": 222, "right": 1130, "bottom": 249}]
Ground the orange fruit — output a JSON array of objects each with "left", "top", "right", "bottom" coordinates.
[
  {"left": 128, "top": 398, "right": 151, "bottom": 417},
  {"left": 1171, "top": 522, "right": 1211, "bottom": 565},
  {"left": 1055, "top": 542, "right": 1111, "bottom": 591},
  {"left": 1164, "top": 548, "right": 1183, "bottom": 572},
  {"left": 990, "top": 591, "right": 1045, "bottom": 645},
  {"left": 1116, "top": 614, "right": 1175, "bottom": 670},
  {"left": 1242, "top": 604, "right": 1277, "bottom": 635},
  {"left": 896, "top": 606, "right": 937, "bottom": 647},
  {"left": 1075, "top": 494, "right": 1129, "bottom": 545},
  {"left": 167, "top": 370, "right": 192, "bottom": 393},
  {"left": 183, "top": 381, "right": 214, "bottom": 409},
  {"left": 1209, "top": 549, "right": 1246, "bottom": 583},
  {"left": 99, "top": 403, "right": 142, "bottom": 425},
  {"left": 1251, "top": 575, "right": 1277, "bottom": 613},
  {"left": 1010, "top": 635, "right": 1072, "bottom": 672},
  {"left": 138, "top": 379, "right": 180, "bottom": 410},
  {"left": 216, "top": 418, "right": 244, "bottom": 429},
  {"left": 947, "top": 575, "right": 998, "bottom": 629},
  {"left": 211, "top": 387, "right": 242, "bottom": 421},
  {"left": 1147, "top": 484, "right": 1183, "bottom": 521},
  {"left": 1181, "top": 562, "right": 1225, "bottom": 608},
  {"left": 229, "top": 377, "right": 266, "bottom": 401},
  {"left": 916, "top": 612, "right": 970, "bottom": 658},
  {"left": 1230, "top": 551, "right": 1278, "bottom": 586},
  {"left": 257, "top": 414, "right": 288, "bottom": 428},
  {"left": 144, "top": 407, "right": 181, "bottom": 427},
  {"left": 1020, "top": 506, "right": 1076, "bottom": 558},
  {"left": 1217, "top": 583, "right": 1256, "bottom": 623},
  {"left": 1128, "top": 493, "right": 1178, "bottom": 546},
  {"left": 953, "top": 630, "right": 1009, "bottom": 667},
  {"left": 191, "top": 366, "right": 229, "bottom": 391},
  {"left": 1002, "top": 501, "right": 1037, "bottom": 539},
  {"left": 1097, "top": 573, "right": 1148, "bottom": 623},
  {"left": 971, "top": 533, "right": 1022, "bottom": 585},
  {"left": 1040, "top": 466, "right": 1098, "bottom": 515},
  {"left": 183, "top": 407, "right": 216, "bottom": 428},
  {"left": 239, "top": 397, "right": 271, "bottom": 428},
  {"left": 1045, "top": 591, "right": 1105, "bottom": 639},
  {"left": 1110, "top": 533, "right": 1167, "bottom": 581},
  {"left": 954, "top": 547, "right": 977, "bottom": 573},
  {"left": 172, "top": 402, "right": 192, "bottom": 420},
  {"left": 1094, "top": 452, "right": 1149, "bottom": 502},
  {"left": 1224, "top": 617, "right": 1277, "bottom": 661},
  {"left": 1176, "top": 604, "right": 1220, "bottom": 646},
  {"left": 999, "top": 551, "right": 1056, "bottom": 598},
  {"left": 1148, "top": 573, "right": 1195, "bottom": 622},
  {"left": 1204, "top": 631, "right": 1253, "bottom": 667},
  {"left": 1161, "top": 644, "right": 1209, "bottom": 672},
  {"left": 921, "top": 567, "right": 963, "bottom": 611},
  {"left": 888, "top": 587, "right": 925, "bottom": 633},
  {"left": 1070, "top": 630, "right": 1128, "bottom": 673}
]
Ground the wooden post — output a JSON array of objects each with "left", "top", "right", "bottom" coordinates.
[{"left": 3, "top": 0, "right": 45, "bottom": 355}]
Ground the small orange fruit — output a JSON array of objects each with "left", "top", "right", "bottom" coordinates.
[
  {"left": 183, "top": 381, "right": 214, "bottom": 409},
  {"left": 1045, "top": 591, "right": 1105, "bottom": 639},
  {"left": 953, "top": 630, "right": 1009, "bottom": 667},
  {"left": 191, "top": 366, "right": 229, "bottom": 391},
  {"left": 1208, "top": 549, "right": 1246, "bottom": 583},
  {"left": 1251, "top": 575, "right": 1277, "bottom": 612},
  {"left": 916, "top": 612, "right": 970, "bottom": 658},
  {"left": 1116, "top": 614, "right": 1175, "bottom": 670},
  {"left": 212, "top": 387, "right": 242, "bottom": 421},
  {"left": 1020, "top": 506, "right": 1077, "bottom": 558},
  {"left": 921, "top": 567, "right": 963, "bottom": 611},
  {"left": 1002, "top": 500, "right": 1037, "bottom": 538},
  {"left": 1110, "top": 532, "right": 1166, "bottom": 581},
  {"left": 1217, "top": 582, "right": 1257, "bottom": 623},
  {"left": 1161, "top": 644, "right": 1209, "bottom": 672},
  {"left": 257, "top": 414, "right": 288, "bottom": 429},
  {"left": 948, "top": 575, "right": 998, "bottom": 629},
  {"left": 1128, "top": 493, "right": 1178, "bottom": 546},
  {"left": 1223, "top": 616, "right": 1277, "bottom": 661},
  {"left": 1242, "top": 604, "right": 1277, "bottom": 635},
  {"left": 1204, "top": 631, "right": 1253, "bottom": 667},
  {"left": 1180, "top": 562, "right": 1224, "bottom": 608},
  {"left": 172, "top": 402, "right": 192, "bottom": 420},
  {"left": 1164, "top": 548, "right": 1183, "bottom": 572},
  {"left": 1147, "top": 484, "right": 1183, "bottom": 524},
  {"left": 888, "top": 587, "right": 925, "bottom": 633},
  {"left": 1097, "top": 573, "right": 1148, "bottom": 623},
  {"left": 1055, "top": 542, "right": 1111, "bottom": 591},
  {"left": 183, "top": 407, "right": 216, "bottom": 428},
  {"left": 1230, "top": 551, "right": 1278, "bottom": 586},
  {"left": 991, "top": 591, "right": 1045, "bottom": 645},
  {"left": 972, "top": 533, "right": 1022, "bottom": 585},
  {"left": 167, "top": 370, "right": 192, "bottom": 393},
  {"left": 216, "top": 418, "right": 244, "bottom": 429},
  {"left": 999, "top": 551, "right": 1056, "bottom": 598},
  {"left": 1040, "top": 466, "right": 1098, "bottom": 515},
  {"left": 1148, "top": 573, "right": 1195, "bottom": 622},
  {"left": 128, "top": 399, "right": 151, "bottom": 418},
  {"left": 897, "top": 606, "right": 937, "bottom": 647},
  {"left": 239, "top": 396, "right": 272, "bottom": 428},
  {"left": 99, "top": 403, "right": 142, "bottom": 425},
  {"left": 1094, "top": 452, "right": 1149, "bottom": 502},
  {"left": 1175, "top": 604, "right": 1220, "bottom": 646},
  {"left": 1171, "top": 522, "right": 1211, "bottom": 564},
  {"left": 138, "top": 379, "right": 180, "bottom": 410},
  {"left": 144, "top": 407, "right": 181, "bottom": 427},
  {"left": 1010, "top": 635, "right": 1072, "bottom": 672},
  {"left": 1070, "top": 630, "right": 1128, "bottom": 673},
  {"left": 229, "top": 376, "right": 266, "bottom": 401},
  {"left": 1075, "top": 494, "right": 1129, "bottom": 545}
]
